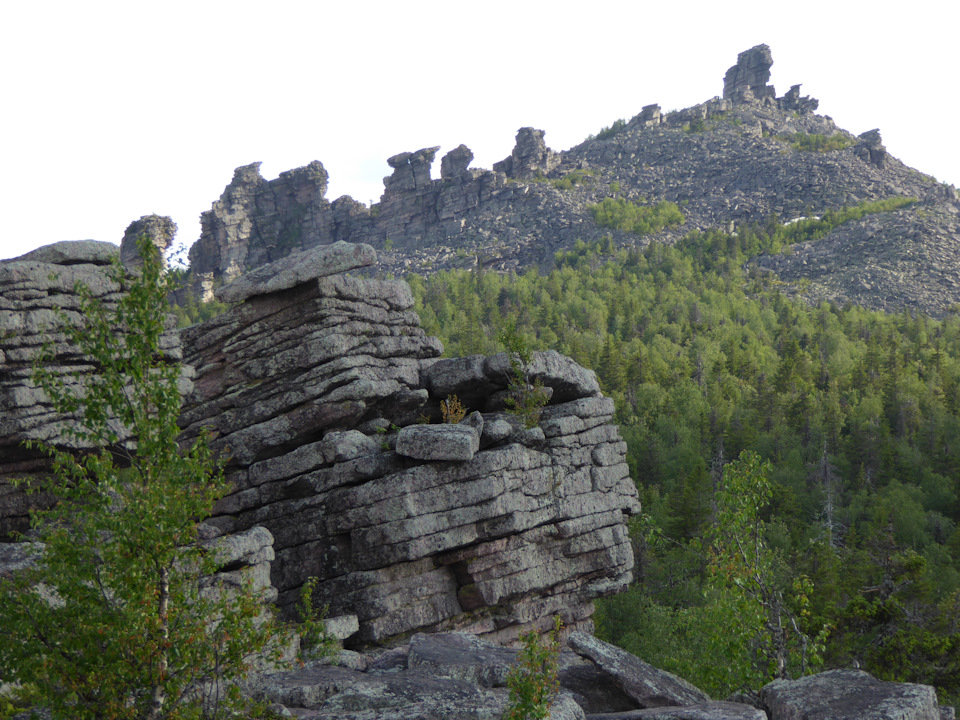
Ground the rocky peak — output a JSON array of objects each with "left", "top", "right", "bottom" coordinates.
[
  {"left": 121, "top": 214, "right": 176, "bottom": 271},
  {"left": 385, "top": 147, "right": 440, "bottom": 192},
  {"left": 440, "top": 144, "right": 474, "bottom": 179},
  {"left": 723, "top": 43, "right": 776, "bottom": 103},
  {"left": 186, "top": 159, "right": 336, "bottom": 300},
  {"left": 493, "top": 127, "right": 560, "bottom": 178}
]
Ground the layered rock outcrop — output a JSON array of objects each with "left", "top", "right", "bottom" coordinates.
[
  {"left": 178, "top": 241, "right": 640, "bottom": 644},
  {"left": 0, "top": 241, "right": 184, "bottom": 538}
]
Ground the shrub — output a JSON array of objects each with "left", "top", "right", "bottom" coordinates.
[
  {"left": 786, "top": 133, "right": 853, "bottom": 153},
  {"left": 504, "top": 617, "right": 562, "bottom": 720},
  {"left": 498, "top": 323, "right": 550, "bottom": 429},
  {"left": 440, "top": 395, "right": 467, "bottom": 424}
]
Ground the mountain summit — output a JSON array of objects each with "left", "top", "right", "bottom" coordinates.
[{"left": 178, "top": 45, "right": 959, "bottom": 316}]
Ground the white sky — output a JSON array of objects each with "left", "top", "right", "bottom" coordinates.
[{"left": 2, "top": 1, "right": 958, "bottom": 262}]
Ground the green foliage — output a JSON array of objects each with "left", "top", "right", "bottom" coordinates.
[
  {"left": 504, "top": 617, "right": 562, "bottom": 720},
  {"left": 685, "top": 117, "right": 706, "bottom": 133},
  {"left": 589, "top": 197, "right": 685, "bottom": 236},
  {"left": 411, "top": 199, "right": 960, "bottom": 703},
  {"left": 498, "top": 322, "right": 550, "bottom": 428},
  {"left": 708, "top": 451, "right": 829, "bottom": 682},
  {"left": 786, "top": 132, "right": 854, "bottom": 153},
  {"left": 589, "top": 118, "right": 628, "bottom": 142},
  {"left": 294, "top": 577, "right": 338, "bottom": 663},
  {"left": 551, "top": 169, "right": 593, "bottom": 191},
  {"left": 0, "top": 238, "right": 284, "bottom": 720}
]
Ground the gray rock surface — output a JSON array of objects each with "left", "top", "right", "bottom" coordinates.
[
  {"left": 761, "top": 669, "right": 944, "bottom": 720},
  {"left": 588, "top": 702, "right": 766, "bottom": 720},
  {"left": 177, "top": 244, "right": 640, "bottom": 644},
  {"left": 395, "top": 423, "right": 480, "bottom": 461},
  {"left": 216, "top": 241, "right": 378, "bottom": 303},
  {"left": 0, "top": 242, "right": 183, "bottom": 538},
  {"left": 723, "top": 44, "right": 775, "bottom": 102},
  {"left": 568, "top": 632, "right": 710, "bottom": 708},
  {"left": 121, "top": 214, "right": 176, "bottom": 270}
]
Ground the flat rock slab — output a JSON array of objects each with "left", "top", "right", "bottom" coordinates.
[
  {"left": 407, "top": 632, "right": 518, "bottom": 687},
  {"left": 568, "top": 633, "right": 710, "bottom": 708},
  {"left": 10, "top": 240, "right": 119, "bottom": 265},
  {"left": 761, "top": 669, "right": 942, "bottom": 720},
  {"left": 395, "top": 424, "right": 480, "bottom": 461},
  {"left": 217, "top": 241, "right": 377, "bottom": 303},
  {"left": 587, "top": 701, "right": 766, "bottom": 720}
]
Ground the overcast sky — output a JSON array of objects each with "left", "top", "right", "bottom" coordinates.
[{"left": 2, "top": 1, "right": 957, "bottom": 262}]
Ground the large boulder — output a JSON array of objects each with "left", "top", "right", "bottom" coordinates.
[
  {"left": 761, "top": 669, "right": 947, "bottom": 720},
  {"left": 567, "top": 632, "right": 710, "bottom": 708}
]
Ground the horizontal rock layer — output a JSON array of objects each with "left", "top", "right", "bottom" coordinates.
[
  {"left": 0, "top": 241, "right": 184, "bottom": 538},
  {"left": 180, "top": 243, "right": 640, "bottom": 644}
]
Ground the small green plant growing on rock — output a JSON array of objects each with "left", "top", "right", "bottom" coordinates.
[
  {"left": 295, "top": 576, "right": 339, "bottom": 663},
  {"left": 504, "top": 616, "right": 563, "bottom": 720},
  {"left": 498, "top": 322, "right": 549, "bottom": 429},
  {"left": 440, "top": 394, "right": 467, "bottom": 424}
]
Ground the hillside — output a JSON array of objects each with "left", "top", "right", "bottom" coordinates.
[{"left": 178, "top": 44, "right": 959, "bottom": 316}]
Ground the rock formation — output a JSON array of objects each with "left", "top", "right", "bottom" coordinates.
[
  {"left": 494, "top": 127, "right": 561, "bottom": 179},
  {"left": 187, "top": 161, "right": 341, "bottom": 300},
  {"left": 178, "top": 241, "right": 640, "bottom": 644},
  {"left": 723, "top": 44, "right": 775, "bottom": 102},
  {"left": 0, "top": 241, "right": 184, "bottom": 538},
  {"left": 176, "top": 45, "right": 958, "bottom": 317},
  {"left": 120, "top": 214, "right": 176, "bottom": 270},
  {"left": 242, "top": 631, "right": 953, "bottom": 719}
]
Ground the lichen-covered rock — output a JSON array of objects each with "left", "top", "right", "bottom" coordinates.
[
  {"left": 395, "top": 423, "right": 480, "bottom": 461},
  {"left": 587, "top": 702, "right": 767, "bottom": 720},
  {"left": 180, "top": 243, "right": 639, "bottom": 645},
  {"left": 761, "top": 669, "right": 947, "bottom": 720}
]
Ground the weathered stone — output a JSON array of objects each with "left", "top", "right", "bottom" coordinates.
[
  {"left": 761, "top": 669, "right": 944, "bottom": 720},
  {"left": 216, "top": 241, "right": 377, "bottom": 303},
  {"left": 441, "top": 144, "right": 475, "bottom": 179},
  {"left": 121, "top": 214, "right": 176, "bottom": 270},
  {"left": 568, "top": 633, "right": 710, "bottom": 708},
  {"left": 494, "top": 127, "right": 561, "bottom": 179},
  {"left": 11, "top": 240, "right": 119, "bottom": 266},
  {"left": 723, "top": 44, "right": 775, "bottom": 102},
  {"left": 323, "top": 614, "right": 360, "bottom": 641},
  {"left": 588, "top": 702, "right": 767, "bottom": 720},
  {"left": 395, "top": 423, "right": 480, "bottom": 461},
  {"left": 407, "top": 632, "right": 517, "bottom": 687}
]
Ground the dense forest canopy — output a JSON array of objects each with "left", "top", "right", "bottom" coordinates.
[{"left": 408, "top": 198, "right": 960, "bottom": 702}]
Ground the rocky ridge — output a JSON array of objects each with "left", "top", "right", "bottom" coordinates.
[{"left": 178, "top": 44, "right": 959, "bottom": 316}]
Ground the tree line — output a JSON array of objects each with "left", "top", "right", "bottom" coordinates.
[{"left": 409, "top": 199, "right": 960, "bottom": 702}]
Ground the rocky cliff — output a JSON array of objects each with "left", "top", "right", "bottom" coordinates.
[
  {"left": 1, "top": 240, "right": 640, "bottom": 647},
  {"left": 179, "top": 241, "right": 640, "bottom": 644},
  {"left": 179, "top": 44, "right": 959, "bottom": 317}
]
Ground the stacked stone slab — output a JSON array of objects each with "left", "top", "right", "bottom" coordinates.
[
  {"left": 179, "top": 241, "right": 640, "bottom": 645},
  {"left": 0, "top": 241, "right": 183, "bottom": 538}
]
